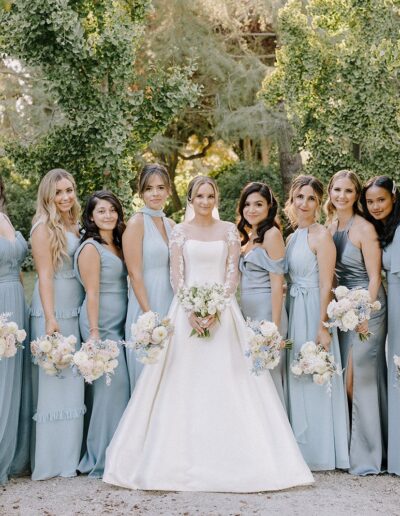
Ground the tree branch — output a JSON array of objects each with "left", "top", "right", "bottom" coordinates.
[{"left": 178, "top": 138, "right": 213, "bottom": 161}]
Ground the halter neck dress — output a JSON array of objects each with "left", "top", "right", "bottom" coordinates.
[
  {"left": 333, "top": 217, "right": 387, "bottom": 475},
  {"left": 286, "top": 226, "right": 349, "bottom": 470},
  {"left": 125, "top": 207, "right": 174, "bottom": 393}
]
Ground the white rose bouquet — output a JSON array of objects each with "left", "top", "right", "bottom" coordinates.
[
  {"left": 245, "top": 319, "right": 291, "bottom": 375},
  {"left": 178, "top": 283, "right": 229, "bottom": 338},
  {"left": 325, "top": 286, "right": 381, "bottom": 341},
  {"left": 394, "top": 355, "right": 400, "bottom": 381},
  {"left": 31, "top": 332, "right": 77, "bottom": 377},
  {"left": 126, "top": 311, "right": 174, "bottom": 364},
  {"left": 73, "top": 339, "right": 119, "bottom": 385},
  {"left": 290, "top": 341, "right": 342, "bottom": 393},
  {"left": 0, "top": 312, "right": 26, "bottom": 360}
]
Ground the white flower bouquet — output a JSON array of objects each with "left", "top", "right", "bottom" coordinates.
[
  {"left": 31, "top": 332, "right": 77, "bottom": 377},
  {"left": 394, "top": 355, "right": 400, "bottom": 381},
  {"left": 245, "top": 319, "right": 291, "bottom": 375},
  {"left": 290, "top": 341, "right": 342, "bottom": 392},
  {"left": 178, "top": 283, "right": 229, "bottom": 338},
  {"left": 0, "top": 312, "right": 26, "bottom": 360},
  {"left": 126, "top": 311, "right": 174, "bottom": 364},
  {"left": 325, "top": 286, "right": 381, "bottom": 341},
  {"left": 73, "top": 339, "right": 119, "bottom": 385}
]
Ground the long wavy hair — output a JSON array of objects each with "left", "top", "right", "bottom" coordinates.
[
  {"left": 80, "top": 190, "right": 125, "bottom": 249},
  {"left": 324, "top": 169, "right": 363, "bottom": 223},
  {"left": 236, "top": 182, "right": 280, "bottom": 245},
  {"left": 33, "top": 169, "right": 80, "bottom": 270},
  {"left": 187, "top": 176, "right": 219, "bottom": 205},
  {"left": 284, "top": 175, "right": 324, "bottom": 228},
  {"left": 361, "top": 175, "right": 400, "bottom": 248},
  {"left": 0, "top": 176, "right": 6, "bottom": 213},
  {"left": 138, "top": 163, "right": 171, "bottom": 197}
]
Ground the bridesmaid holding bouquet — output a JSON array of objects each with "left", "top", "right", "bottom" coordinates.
[
  {"left": 75, "top": 190, "right": 130, "bottom": 478},
  {"left": 124, "top": 164, "right": 174, "bottom": 393},
  {"left": 30, "top": 169, "right": 85, "bottom": 480},
  {"left": 0, "top": 179, "right": 31, "bottom": 484},
  {"left": 237, "top": 182, "right": 288, "bottom": 409}
]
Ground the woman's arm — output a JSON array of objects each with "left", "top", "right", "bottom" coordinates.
[
  {"left": 359, "top": 222, "right": 381, "bottom": 302},
  {"left": 122, "top": 215, "right": 151, "bottom": 313},
  {"left": 264, "top": 227, "right": 285, "bottom": 329},
  {"left": 31, "top": 224, "right": 58, "bottom": 335},
  {"left": 78, "top": 243, "right": 101, "bottom": 340},
  {"left": 313, "top": 227, "right": 336, "bottom": 349}
]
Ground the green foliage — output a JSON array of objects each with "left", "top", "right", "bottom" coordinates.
[
  {"left": 0, "top": 0, "right": 199, "bottom": 207},
  {"left": 260, "top": 0, "right": 400, "bottom": 183},
  {"left": 211, "top": 160, "right": 283, "bottom": 222}
]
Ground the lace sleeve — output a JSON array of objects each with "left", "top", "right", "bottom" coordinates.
[
  {"left": 224, "top": 224, "right": 241, "bottom": 297},
  {"left": 169, "top": 225, "right": 186, "bottom": 294}
]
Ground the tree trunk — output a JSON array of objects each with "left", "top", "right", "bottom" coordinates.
[
  {"left": 160, "top": 149, "right": 182, "bottom": 212},
  {"left": 276, "top": 106, "right": 302, "bottom": 197},
  {"left": 260, "top": 137, "right": 271, "bottom": 166}
]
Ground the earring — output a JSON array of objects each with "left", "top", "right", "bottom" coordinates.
[{"left": 392, "top": 181, "right": 396, "bottom": 195}]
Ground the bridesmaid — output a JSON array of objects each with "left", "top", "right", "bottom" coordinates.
[
  {"left": 361, "top": 175, "right": 399, "bottom": 475},
  {"left": 237, "top": 182, "right": 288, "bottom": 409},
  {"left": 326, "top": 169, "right": 387, "bottom": 475},
  {"left": 124, "top": 164, "right": 174, "bottom": 393},
  {"left": 30, "top": 168, "right": 85, "bottom": 480},
  {"left": 0, "top": 181, "right": 31, "bottom": 484},
  {"left": 285, "top": 175, "right": 349, "bottom": 471},
  {"left": 75, "top": 190, "right": 130, "bottom": 478}
]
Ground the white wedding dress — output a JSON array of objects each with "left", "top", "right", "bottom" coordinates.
[{"left": 103, "top": 221, "right": 313, "bottom": 492}]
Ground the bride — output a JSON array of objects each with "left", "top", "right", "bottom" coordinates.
[{"left": 103, "top": 176, "right": 313, "bottom": 492}]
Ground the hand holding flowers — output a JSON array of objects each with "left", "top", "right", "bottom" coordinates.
[
  {"left": 126, "top": 311, "right": 173, "bottom": 364},
  {"left": 325, "top": 286, "right": 381, "bottom": 341},
  {"left": 73, "top": 339, "right": 119, "bottom": 385},
  {"left": 31, "top": 332, "right": 77, "bottom": 377},
  {"left": 0, "top": 312, "right": 26, "bottom": 360}
]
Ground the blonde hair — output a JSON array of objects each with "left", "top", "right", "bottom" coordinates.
[
  {"left": 284, "top": 174, "right": 324, "bottom": 228},
  {"left": 138, "top": 163, "right": 171, "bottom": 197},
  {"left": 187, "top": 176, "right": 219, "bottom": 206},
  {"left": 33, "top": 169, "right": 80, "bottom": 270},
  {"left": 324, "top": 169, "right": 363, "bottom": 223}
]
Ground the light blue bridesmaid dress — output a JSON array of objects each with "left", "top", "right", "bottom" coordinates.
[
  {"left": 383, "top": 225, "right": 400, "bottom": 475},
  {"left": 0, "top": 229, "right": 31, "bottom": 484},
  {"left": 333, "top": 218, "right": 387, "bottom": 475},
  {"left": 74, "top": 239, "right": 130, "bottom": 478},
  {"left": 125, "top": 207, "right": 174, "bottom": 393},
  {"left": 239, "top": 247, "right": 288, "bottom": 409},
  {"left": 30, "top": 223, "right": 85, "bottom": 480},
  {"left": 286, "top": 227, "right": 350, "bottom": 471}
]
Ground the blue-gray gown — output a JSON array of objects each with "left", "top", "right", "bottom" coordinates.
[
  {"left": 333, "top": 219, "right": 387, "bottom": 475},
  {"left": 382, "top": 225, "right": 400, "bottom": 475},
  {"left": 0, "top": 230, "right": 31, "bottom": 484},
  {"left": 286, "top": 227, "right": 350, "bottom": 471},
  {"left": 125, "top": 207, "right": 174, "bottom": 393},
  {"left": 239, "top": 247, "right": 288, "bottom": 409},
  {"left": 30, "top": 224, "right": 85, "bottom": 480},
  {"left": 74, "top": 239, "right": 130, "bottom": 478}
]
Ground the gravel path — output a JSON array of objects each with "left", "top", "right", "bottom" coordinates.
[{"left": 1, "top": 471, "right": 399, "bottom": 516}]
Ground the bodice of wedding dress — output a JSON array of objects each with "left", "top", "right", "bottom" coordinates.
[{"left": 169, "top": 221, "right": 241, "bottom": 298}]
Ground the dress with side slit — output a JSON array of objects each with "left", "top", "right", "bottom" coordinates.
[{"left": 333, "top": 219, "right": 387, "bottom": 475}]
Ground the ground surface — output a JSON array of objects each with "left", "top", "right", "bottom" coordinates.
[{"left": 1, "top": 471, "right": 399, "bottom": 516}]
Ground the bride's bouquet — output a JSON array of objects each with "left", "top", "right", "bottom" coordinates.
[
  {"left": 178, "top": 283, "right": 229, "bottom": 338},
  {"left": 73, "top": 339, "right": 119, "bottom": 385},
  {"left": 31, "top": 332, "right": 77, "bottom": 377},
  {"left": 290, "top": 341, "right": 342, "bottom": 392},
  {"left": 0, "top": 312, "right": 26, "bottom": 360},
  {"left": 245, "top": 319, "right": 291, "bottom": 375},
  {"left": 325, "top": 286, "right": 381, "bottom": 341},
  {"left": 126, "top": 311, "right": 174, "bottom": 364}
]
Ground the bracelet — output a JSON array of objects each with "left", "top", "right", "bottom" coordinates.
[{"left": 89, "top": 326, "right": 99, "bottom": 331}]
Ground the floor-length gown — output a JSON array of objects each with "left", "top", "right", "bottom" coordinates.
[
  {"left": 286, "top": 227, "right": 349, "bottom": 471},
  {"left": 239, "top": 248, "right": 288, "bottom": 409},
  {"left": 125, "top": 207, "right": 173, "bottom": 393},
  {"left": 333, "top": 219, "right": 387, "bottom": 475},
  {"left": 30, "top": 224, "right": 85, "bottom": 480},
  {"left": 383, "top": 226, "right": 400, "bottom": 475},
  {"left": 103, "top": 222, "right": 314, "bottom": 492},
  {"left": 75, "top": 239, "right": 130, "bottom": 478},
  {"left": 0, "top": 230, "right": 31, "bottom": 484}
]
